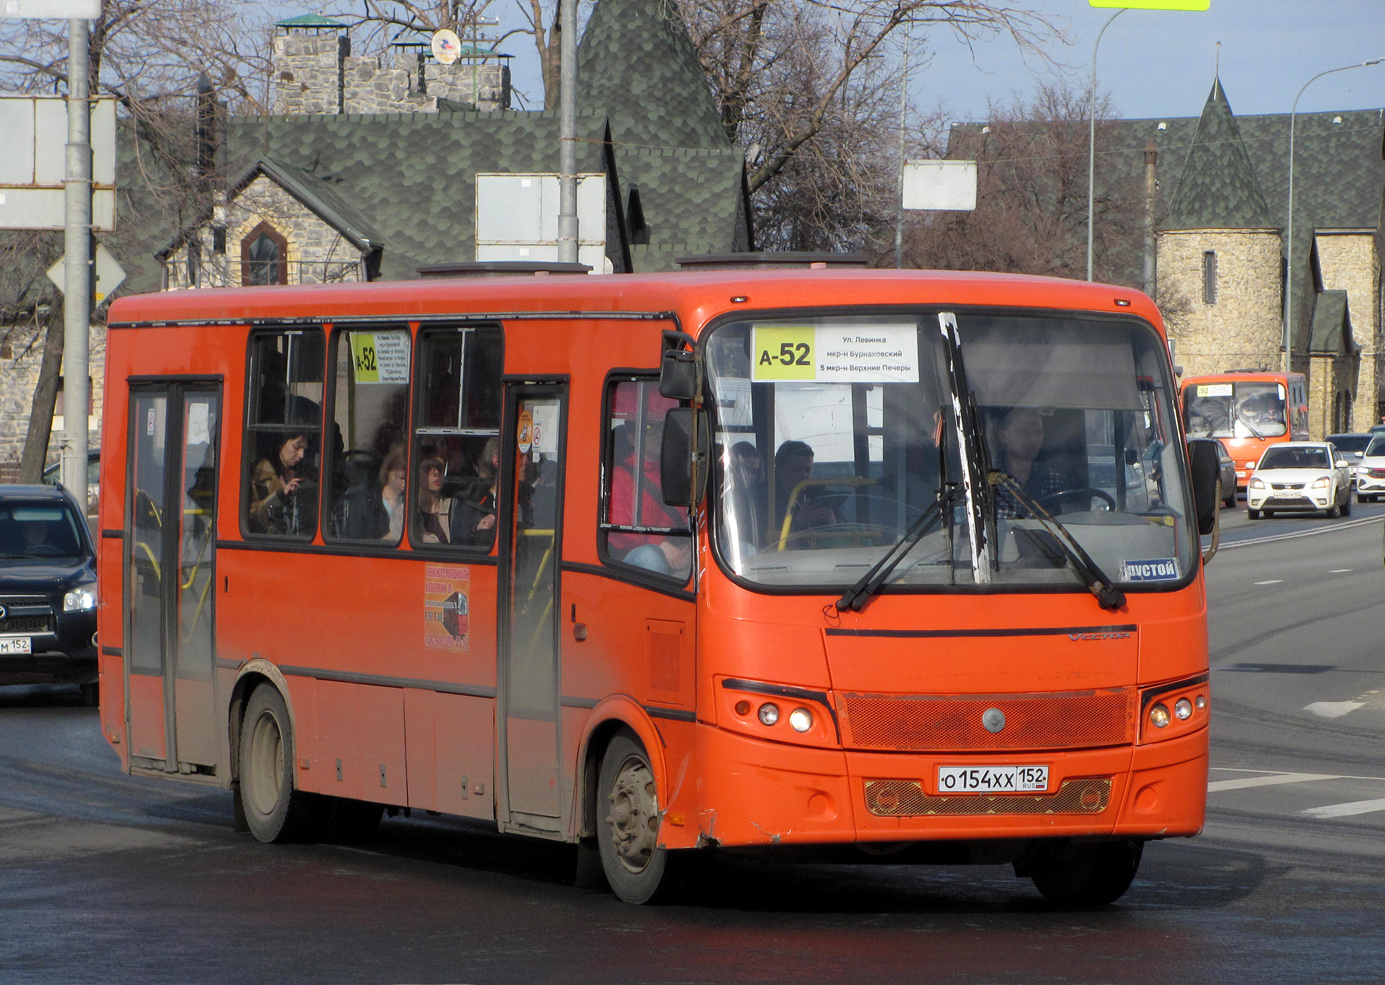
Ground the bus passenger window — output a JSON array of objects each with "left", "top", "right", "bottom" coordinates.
[
  {"left": 244, "top": 330, "right": 325, "bottom": 538},
  {"left": 410, "top": 326, "right": 503, "bottom": 550},
  {"left": 325, "top": 326, "right": 411, "bottom": 544},
  {"left": 600, "top": 379, "right": 691, "bottom": 581}
]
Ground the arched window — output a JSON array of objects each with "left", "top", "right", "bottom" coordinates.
[{"left": 241, "top": 222, "right": 288, "bottom": 286}]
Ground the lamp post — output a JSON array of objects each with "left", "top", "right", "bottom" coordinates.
[
  {"left": 1086, "top": 9, "right": 1125, "bottom": 282},
  {"left": 1281, "top": 57, "right": 1384, "bottom": 373}
]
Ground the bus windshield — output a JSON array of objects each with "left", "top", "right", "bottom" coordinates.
[
  {"left": 705, "top": 312, "right": 1194, "bottom": 593},
  {"left": 1185, "top": 380, "right": 1288, "bottom": 439}
]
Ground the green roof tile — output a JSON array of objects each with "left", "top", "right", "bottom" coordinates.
[{"left": 1163, "top": 78, "right": 1273, "bottom": 231}]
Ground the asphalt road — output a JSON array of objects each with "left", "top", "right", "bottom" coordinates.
[{"left": 3, "top": 503, "right": 1385, "bottom": 983}]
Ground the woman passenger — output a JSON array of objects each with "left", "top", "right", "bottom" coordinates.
[
  {"left": 249, "top": 431, "right": 317, "bottom": 534},
  {"left": 345, "top": 444, "right": 406, "bottom": 540}
]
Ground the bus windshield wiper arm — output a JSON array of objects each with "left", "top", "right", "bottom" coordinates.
[
  {"left": 835, "top": 484, "right": 958, "bottom": 613},
  {"left": 990, "top": 471, "right": 1126, "bottom": 612},
  {"left": 1235, "top": 408, "right": 1264, "bottom": 440}
]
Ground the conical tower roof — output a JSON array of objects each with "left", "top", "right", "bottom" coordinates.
[
  {"left": 577, "top": 0, "right": 728, "bottom": 150},
  {"left": 1163, "top": 77, "right": 1274, "bottom": 230}
]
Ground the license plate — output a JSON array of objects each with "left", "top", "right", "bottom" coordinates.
[
  {"left": 938, "top": 765, "right": 1048, "bottom": 794},
  {"left": 0, "top": 637, "right": 32, "bottom": 655}
]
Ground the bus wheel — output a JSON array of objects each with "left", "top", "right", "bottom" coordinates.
[
  {"left": 597, "top": 733, "right": 676, "bottom": 904},
  {"left": 1026, "top": 839, "right": 1143, "bottom": 907},
  {"left": 239, "top": 685, "right": 318, "bottom": 843}
]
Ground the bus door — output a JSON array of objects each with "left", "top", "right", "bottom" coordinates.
[
  {"left": 498, "top": 384, "right": 567, "bottom": 828},
  {"left": 125, "top": 383, "right": 221, "bottom": 774}
]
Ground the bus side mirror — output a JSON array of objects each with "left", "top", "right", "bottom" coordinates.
[
  {"left": 658, "top": 348, "right": 698, "bottom": 400},
  {"left": 660, "top": 407, "right": 709, "bottom": 507},
  {"left": 1188, "top": 439, "right": 1220, "bottom": 536}
]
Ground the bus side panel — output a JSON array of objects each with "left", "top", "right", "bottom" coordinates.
[
  {"left": 403, "top": 689, "right": 495, "bottom": 820},
  {"left": 310, "top": 678, "right": 408, "bottom": 806}
]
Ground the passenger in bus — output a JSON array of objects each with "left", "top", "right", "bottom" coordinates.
[
  {"left": 989, "top": 406, "right": 1063, "bottom": 519},
  {"left": 248, "top": 431, "right": 318, "bottom": 535},
  {"left": 343, "top": 444, "right": 406, "bottom": 540},
  {"left": 609, "top": 423, "right": 687, "bottom": 575},
  {"left": 773, "top": 440, "right": 838, "bottom": 541},
  {"left": 416, "top": 447, "right": 461, "bottom": 544},
  {"left": 450, "top": 436, "right": 503, "bottom": 549}
]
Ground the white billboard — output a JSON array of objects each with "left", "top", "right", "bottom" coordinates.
[
  {"left": 902, "top": 160, "right": 977, "bottom": 212},
  {"left": 0, "top": 0, "right": 101, "bottom": 17},
  {"left": 0, "top": 95, "right": 117, "bottom": 229}
]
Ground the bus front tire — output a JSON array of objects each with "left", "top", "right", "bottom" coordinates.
[
  {"left": 1025, "top": 839, "right": 1143, "bottom": 907},
  {"left": 239, "top": 684, "right": 318, "bottom": 844},
  {"left": 596, "top": 732, "right": 678, "bottom": 904}
]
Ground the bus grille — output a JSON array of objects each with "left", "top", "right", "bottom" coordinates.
[
  {"left": 840, "top": 688, "right": 1135, "bottom": 751},
  {"left": 863, "top": 778, "right": 1112, "bottom": 817}
]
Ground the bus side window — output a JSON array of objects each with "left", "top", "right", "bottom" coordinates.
[
  {"left": 324, "top": 325, "right": 412, "bottom": 544},
  {"left": 599, "top": 378, "right": 691, "bottom": 581},
  {"left": 244, "top": 329, "right": 326, "bottom": 539},
  {"left": 410, "top": 326, "right": 503, "bottom": 550}
]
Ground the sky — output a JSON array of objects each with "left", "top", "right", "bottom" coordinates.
[{"left": 915, "top": 0, "right": 1385, "bottom": 124}]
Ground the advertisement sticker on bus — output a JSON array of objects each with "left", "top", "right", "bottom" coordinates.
[
  {"left": 751, "top": 323, "right": 919, "bottom": 383},
  {"left": 424, "top": 564, "right": 469, "bottom": 651}
]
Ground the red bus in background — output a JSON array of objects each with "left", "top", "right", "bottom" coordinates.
[
  {"left": 1181, "top": 371, "right": 1309, "bottom": 491},
  {"left": 97, "top": 264, "right": 1219, "bottom": 907}
]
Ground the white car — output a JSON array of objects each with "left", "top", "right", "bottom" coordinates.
[
  {"left": 1246, "top": 441, "right": 1352, "bottom": 519},
  {"left": 1355, "top": 433, "right": 1385, "bottom": 503}
]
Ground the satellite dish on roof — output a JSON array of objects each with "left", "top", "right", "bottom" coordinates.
[{"left": 431, "top": 29, "right": 461, "bottom": 64}]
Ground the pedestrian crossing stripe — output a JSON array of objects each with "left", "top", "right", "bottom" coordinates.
[{"left": 1208, "top": 769, "right": 1385, "bottom": 818}]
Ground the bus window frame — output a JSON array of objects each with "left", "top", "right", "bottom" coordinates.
[
  {"left": 240, "top": 326, "right": 327, "bottom": 543},
  {"left": 320, "top": 320, "right": 413, "bottom": 549},
  {"left": 596, "top": 370, "right": 695, "bottom": 590},
  {"left": 699, "top": 303, "right": 1198, "bottom": 599},
  {"left": 407, "top": 322, "right": 505, "bottom": 557}
]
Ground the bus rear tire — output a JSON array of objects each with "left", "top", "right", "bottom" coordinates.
[
  {"left": 597, "top": 732, "right": 679, "bottom": 904},
  {"left": 239, "top": 684, "right": 318, "bottom": 844},
  {"left": 1025, "top": 839, "right": 1143, "bottom": 907}
]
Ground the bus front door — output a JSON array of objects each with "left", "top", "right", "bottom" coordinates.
[
  {"left": 498, "top": 385, "right": 566, "bottom": 830},
  {"left": 125, "top": 384, "right": 221, "bottom": 774}
]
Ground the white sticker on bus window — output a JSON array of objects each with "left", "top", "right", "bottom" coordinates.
[
  {"left": 350, "top": 332, "right": 410, "bottom": 384},
  {"left": 1120, "top": 558, "right": 1179, "bottom": 582},
  {"left": 751, "top": 324, "right": 918, "bottom": 383},
  {"left": 1196, "top": 383, "right": 1232, "bottom": 397},
  {"left": 186, "top": 401, "right": 210, "bottom": 445}
]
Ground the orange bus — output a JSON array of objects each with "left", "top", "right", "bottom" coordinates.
[
  {"left": 97, "top": 263, "right": 1220, "bottom": 906},
  {"left": 1181, "top": 371, "right": 1310, "bottom": 492}
]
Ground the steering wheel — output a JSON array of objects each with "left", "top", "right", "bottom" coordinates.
[
  {"left": 1037, "top": 487, "right": 1116, "bottom": 515},
  {"left": 779, "top": 523, "right": 898, "bottom": 551},
  {"left": 22, "top": 543, "right": 64, "bottom": 557}
]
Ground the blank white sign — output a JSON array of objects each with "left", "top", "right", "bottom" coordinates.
[{"left": 902, "top": 160, "right": 977, "bottom": 211}]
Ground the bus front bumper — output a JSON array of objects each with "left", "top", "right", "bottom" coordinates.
[{"left": 669, "top": 722, "right": 1207, "bottom": 850}]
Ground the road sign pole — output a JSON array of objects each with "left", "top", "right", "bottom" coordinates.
[{"left": 63, "top": 16, "right": 90, "bottom": 512}]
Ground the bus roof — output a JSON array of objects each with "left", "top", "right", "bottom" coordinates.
[
  {"left": 1180, "top": 371, "right": 1305, "bottom": 386},
  {"left": 107, "top": 268, "right": 1164, "bottom": 337}
]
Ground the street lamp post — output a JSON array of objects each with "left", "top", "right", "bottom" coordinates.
[
  {"left": 1281, "top": 57, "right": 1384, "bottom": 373},
  {"left": 1086, "top": 10, "right": 1125, "bottom": 282}
]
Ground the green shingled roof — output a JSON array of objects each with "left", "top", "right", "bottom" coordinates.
[
  {"left": 1309, "top": 289, "right": 1354, "bottom": 355},
  {"left": 275, "top": 14, "right": 347, "bottom": 29},
  {"left": 1162, "top": 78, "right": 1273, "bottom": 231}
]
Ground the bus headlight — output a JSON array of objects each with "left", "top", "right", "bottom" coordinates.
[
  {"left": 788, "top": 708, "right": 813, "bottom": 732},
  {"left": 1174, "top": 698, "right": 1193, "bottom": 720},
  {"left": 757, "top": 702, "right": 780, "bottom": 726},
  {"left": 1149, "top": 703, "right": 1171, "bottom": 728}
]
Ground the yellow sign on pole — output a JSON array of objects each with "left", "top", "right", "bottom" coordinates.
[{"left": 1089, "top": 0, "right": 1209, "bottom": 8}]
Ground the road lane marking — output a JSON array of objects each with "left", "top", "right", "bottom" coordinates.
[
  {"left": 1207, "top": 513, "right": 1381, "bottom": 550},
  {"left": 1328, "top": 568, "right": 1353, "bottom": 573},
  {"left": 1207, "top": 772, "right": 1338, "bottom": 792},
  {"left": 1253, "top": 579, "right": 1283, "bottom": 585},
  {"left": 1302, "top": 798, "right": 1385, "bottom": 819},
  {"left": 1305, "top": 700, "right": 1366, "bottom": 718}
]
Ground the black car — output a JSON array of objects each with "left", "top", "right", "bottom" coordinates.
[{"left": 0, "top": 485, "right": 98, "bottom": 703}]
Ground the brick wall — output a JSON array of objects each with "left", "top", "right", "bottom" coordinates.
[{"left": 1316, "top": 231, "right": 1383, "bottom": 430}]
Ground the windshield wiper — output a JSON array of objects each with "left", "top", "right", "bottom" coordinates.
[
  {"left": 835, "top": 484, "right": 959, "bottom": 613},
  {"left": 989, "top": 471, "right": 1127, "bottom": 611},
  {"left": 1235, "top": 408, "right": 1264, "bottom": 440}
]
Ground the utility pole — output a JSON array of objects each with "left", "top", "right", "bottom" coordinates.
[
  {"left": 556, "top": 0, "right": 578, "bottom": 263},
  {"left": 63, "top": 16, "right": 92, "bottom": 512}
]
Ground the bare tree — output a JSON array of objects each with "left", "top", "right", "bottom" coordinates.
[{"left": 899, "top": 82, "right": 1144, "bottom": 282}]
